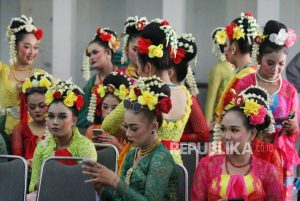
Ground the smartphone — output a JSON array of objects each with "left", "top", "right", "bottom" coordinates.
[
  {"left": 93, "top": 129, "right": 103, "bottom": 136},
  {"left": 288, "top": 111, "right": 295, "bottom": 119},
  {"left": 275, "top": 111, "right": 295, "bottom": 125}
]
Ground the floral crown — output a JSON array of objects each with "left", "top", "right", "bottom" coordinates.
[
  {"left": 22, "top": 72, "right": 54, "bottom": 93},
  {"left": 211, "top": 27, "right": 227, "bottom": 61},
  {"left": 126, "top": 76, "right": 172, "bottom": 115},
  {"left": 45, "top": 80, "right": 84, "bottom": 111},
  {"left": 137, "top": 20, "right": 178, "bottom": 61},
  {"left": 263, "top": 28, "right": 297, "bottom": 48},
  {"left": 87, "top": 71, "right": 132, "bottom": 122},
  {"left": 224, "top": 86, "right": 275, "bottom": 134},
  {"left": 121, "top": 16, "right": 148, "bottom": 64},
  {"left": 6, "top": 15, "right": 43, "bottom": 65}
]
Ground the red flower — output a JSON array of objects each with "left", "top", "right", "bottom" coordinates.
[
  {"left": 134, "top": 88, "right": 141, "bottom": 96},
  {"left": 75, "top": 95, "right": 84, "bottom": 110},
  {"left": 171, "top": 48, "right": 186, "bottom": 64},
  {"left": 136, "top": 21, "right": 145, "bottom": 30},
  {"left": 96, "top": 96, "right": 102, "bottom": 105},
  {"left": 100, "top": 32, "right": 112, "bottom": 42},
  {"left": 158, "top": 97, "right": 172, "bottom": 114},
  {"left": 245, "top": 13, "right": 253, "bottom": 17},
  {"left": 161, "top": 20, "right": 170, "bottom": 26},
  {"left": 155, "top": 107, "right": 161, "bottom": 116},
  {"left": 225, "top": 22, "right": 237, "bottom": 40},
  {"left": 53, "top": 91, "right": 62, "bottom": 100},
  {"left": 33, "top": 29, "right": 43, "bottom": 40},
  {"left": 96, "top": 28, "right": 101, "bottom": 33},
  {"left": 138, "top": 38, "right": 152, "bottom": 54}
]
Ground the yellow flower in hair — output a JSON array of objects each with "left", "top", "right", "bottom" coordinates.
[
  {"left": 138, "top": 91, "right": 158, "bottom": 111},
  {"left": 215, "top": 30, "right": 227, "bottom": 45},
  {"left": 128, "top": 88, "right": 137, "bottom": 100},
  {"left": 114, "top": 85, "right": 128, "bottom": 100},
  {"left": 45, "top": 90, "right": 54, "bottom": 105},
  {"left": 97, "top": 85, "right": 106, "bottom": 98},
  {"left": 148, "top": 44, "right": 164, "bottom": 58},
  {"left": 22, "top": 79, "right": 32, "bottom": 93},
  {"left": 233, "top": 26, "right": 245, "bottom": 40},
  {"left": 39, "top": 77, "right": 52, "bottom": 88},
  {"left": 63, "top": 90, "right": 78, "bottom": 107},
  {"left": 242, "top": 99, "right": 261, "bottom": 117}
]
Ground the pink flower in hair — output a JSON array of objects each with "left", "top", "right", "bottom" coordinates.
[
  {"left": 286, "top": 28, "right": 297, "bottom": 48},
  {"left": 249, "top": 106, "right": 267, "bottom": 125}
]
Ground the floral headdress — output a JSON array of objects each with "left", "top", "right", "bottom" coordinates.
[
  {"left": 137, "top": 20, "right": 178, "bottom": 60},
  {"left": 210, "top": 86, "right": 275, "bottom": 155},
  {"left": 22, "top": 72, "right": 54, "bottom": 94},
  {"left": 121, "top": 16, "right": 148, "bottom": 64},
  {"left": 87, "top": 71, "right": 132, "bottom": 122},
  {"left": 45, "top": 80, "right": 84, "bottom": 111},
  {"left": 211, "top": 27, "right": 227, "bottom": 61},
  {"left": 125, "top": 75, "right": 172, "bottom": 115},
  {"left": 225, "top": 12, "right": 260, "bottom": 66},
  {"left": 176, "top": 33, "right": 199, "bottom": 96},
  {"left": 6, "top": 15, "right": 43, "bottom": 65},
  {"left": 82, "top": 27, "right": 120, "bottom": 81}
]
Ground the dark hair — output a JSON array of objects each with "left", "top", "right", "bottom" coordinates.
[
  {"left": 258, "top": 20, "right": 288, "bottom": 59},
  {"left": 174, "top": 36, "right": 197, "bottom": 82},
  {"left": 124, "top": 17, "right": 146, "bottom": 47},
  {"left": 127, "top": 78, "right": 170, "bottom": 128},
  {"left": 24, "top": 74, "right": 52, "bottom": 100},
  {"left": 137, "top": 22, "right": 174, "bottom": 72},
  {"left": 88, "top": 28, "right": 118, "bottom": 62},
  {"left": 229, "top": 17, "right": 253, "bottom": 54},
  {"left": 225, "top": 87, "right": 271, "bottom": 133},
  {"left": 212, "top": 28, "right": 226, "bottom": 53}
]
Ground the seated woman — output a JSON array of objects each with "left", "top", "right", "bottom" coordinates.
[
  {"left": 11, "top": 72, "right": 53, "bottom": 167},
  {"left": 191, "top": 86, "right": 283, "bottom": 200},
  {"left": 85, "top": 71, "right": 132, "bottom": 152},
  {"left": 29, "top": 80, "right": 97, "bottom": 192},
  {"left": 82, "top": 76, "right": 177, "bottom": 201}
]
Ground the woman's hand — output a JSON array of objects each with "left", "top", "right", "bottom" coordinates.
[
  {"left": 92, "top": 132, "right": 124, "bottom": 151},
  {"left": 82, "top": 159, "right": 120, "bottom": 188},
  {"left": 282, "top": 117, "right": 298, "bottom": 135}
]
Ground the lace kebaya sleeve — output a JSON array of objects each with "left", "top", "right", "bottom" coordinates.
[
  {"left": 29, "top": 142, "right": 43, "bottom": 192},
  {"left": 114, "top": 151, "right": 176, "bottom": 201},
  {"left": 191, "top": 157, "right": 208, "bottom": 201},
  {"left": 181, "top": 96, "right": 210, "bottom": 143},
  {"left": 101, "top": 102, "right": 126, "bottom": 135},
  {"left": 11, "top": 122, "right": 24, "bottom": 157}
]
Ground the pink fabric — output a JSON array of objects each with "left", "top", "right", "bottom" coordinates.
[
  {"left": 226, "top": 175, "right": 248, "bottom": 200},
  {"left": 190, "top": 154, "right": 283, "bottom": 201}
]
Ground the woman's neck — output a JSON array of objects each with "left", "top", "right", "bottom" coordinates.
[
  {"left": 55, "top": 132, "right": 73, "bottom": 148},
  {"left": 30, "top": 120, "right": 46, "bottom": 128},
  {"left": 157, "top": 70, "right": 173, "bottom": 84},
  {"left": 226, "top": 153, "right": 251, "bottom": 165},
  {"left": 15, "top": 62, "right": 31, "bottom": 69},
  {"left": 98, "top": 63, "right": 114, "bottom": 80},
  {"left": 234, "top": 54, "right": 251, "bottom": 72},
  {"left": 140, "top": 137, "right": 157, "bottom": 151}
]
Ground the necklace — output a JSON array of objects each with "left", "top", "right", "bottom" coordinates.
[
  {"left": 225, "top": 156, "right": 252, "bottom": 176},
  {"left": 14, "top": 65, "right": 33, "bottom": 71},
  {"left": 227, "top": 156, "right": 251, "bottom": 168},
  {"left": 12, "top": 65, "right": 33, "bottom": 83},
  {"left": 139, "top": 138, "right": 161, "bottom": 156},
  {"left": 256, "top": 72, "right": 281, "bottom": 83}
]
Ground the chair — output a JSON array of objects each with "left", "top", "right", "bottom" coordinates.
[
  {"left": 0, "top": 155, "right": 27, "bottom": 201},
  {"left": 176, "top": 163, "right": 188, "bottom": 201},
  {"left": 94, "top": 143, "right": 119, "bottom": 173},
  {"left": 180, "top": 143, "right": 199, "bottom": 200},
  {"left": 36, "top": 156, "right": 97, "bottom": 201}
]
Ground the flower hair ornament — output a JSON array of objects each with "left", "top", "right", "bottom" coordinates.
[
  {"left": 269, "top": 28, "right": 297, "bottom": 48},
  {"left": 124, "top": 75, "right": 172, "bottom": 115},
  {"left": 6, "top": 15, "right": 43, "bottom": 65},
  {"left": 175, "top": 33, "right": 199, "bottom": 96},
  {"left": 138, "top": 19, "right": 178, "bottom": 60},
  {"left": 87, "top": 71, "right": 132, "bottom": 122},
  {"left": 225, "top": 12, "right": 260, "bottom": 66},
  {"left": 211, "top": 27, "right": 227, "bottom": 61},
  {"left": 22, "top": 72, "right": 54, "bottom": 93},
  {"left": 82, "top": 27, "right": 120, "bottom": 81},
  {"left": 45, "top": 80, "right": 84, "bottom": 111},
  {"left": 121, "top": 16, "right": 148, "bottom": 64}
]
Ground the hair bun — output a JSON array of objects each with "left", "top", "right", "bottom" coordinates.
[
  {"left": 124, "top": 16, "right": 148, "bottom": 35},
  {"left": 177, "top": 33, "right": 197, "bottom": 63}
]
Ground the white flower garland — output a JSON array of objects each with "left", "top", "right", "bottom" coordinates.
[
  {"left": 210, "top": 123, "right": 223, "bottom": 156},
  {"left": 87, "top": 93, "right": 97, "bottom": 122},
  {"left": 186, "top": 66, "right": 199, "bottom": 96},
  {"left": 121, "top": 34, "right": 129, "bottom": 64},
  {"left": 82, "top": 50, "right": 90, "bottom": 81},
  {"left": 160, "top": 25, "right": 178, "bottom": 55}
]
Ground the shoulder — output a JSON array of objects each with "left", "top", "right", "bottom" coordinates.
[
  {"left": 252, "top": 155, "right": 277, "bottom": 173},
  {"left": 33, "top": 68, "right": 47, "bottom": 73},
  {"left": 281, "top": 79, "right": 297, "bottom": 94},
  {"left": 0, "top": 61, "right": 9, "bottom": 74}
]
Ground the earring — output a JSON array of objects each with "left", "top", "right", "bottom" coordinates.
[
  {"left": 151, "top": 130, "right": 155, "bottom": 135},
  {"left": 231, "top": 49, "right": 235, "bottom": 55}
]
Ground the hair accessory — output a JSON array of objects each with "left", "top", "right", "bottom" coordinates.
[
  {"left": 211, "top": 27, "right": 227, "bottom": 61},
  {"left": 95, "top": 27, "right": 120, "bottom": 52},
  {"left": 87, "top": 71, "right": 132, "bottom": 122},
  {"left": 269, "top": 28, "right": 297, "bottom": 48},
  {"left": 121, "top": 16, "right": 148, "bottom": 64},
  {"left": 82, "top": 48, "right": 90, "bottom": 81},
  {"left": 6, "top": 15, "right": 43, "bottom": 65},
  {"left": 45, "top": 80, "right": 84, "bottom": 111},
  {"left": 22, "top": 72, "right": 54, "bottom": 93},
  {"left": 125, "top": 76, "right": 172, "bottom": 115}
]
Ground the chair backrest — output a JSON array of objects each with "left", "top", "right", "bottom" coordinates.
[
  {"left": 36, "top": 156, "right": 97, "bottom": 201},
  {"left": 94, "top": 143, "right": 119, "bottom": 173},
  {"left": 0, "top": 155, "right": 27, "bottom": 201},
  {"left": 180, "top": 144, "right": 199, "bottom": 200},
  {"left": 176, "top": 163, "right": 188, "bottom": 201}
]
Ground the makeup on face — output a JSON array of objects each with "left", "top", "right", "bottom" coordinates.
[{"left": 17, "top": 34, "right": 39, "bottom": 66}]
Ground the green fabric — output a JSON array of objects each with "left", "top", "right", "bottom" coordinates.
[
  {"left": 29, "top": 127, "right": 97, "bottom": 192},
  {"left": 102, "top": 143, "right": 178, "bottom": 201},
  {"left": 113, "top": 50, "right": 130, "bottom": 68},
  {"left": 205, "top": 61, "right": 234, "bottom": 122},
  {"left": 0, "top": 134, "right": 8, "bottom": 162},
  {"left": 77, "top": 74, "right": 97, "bottom": 128}
]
